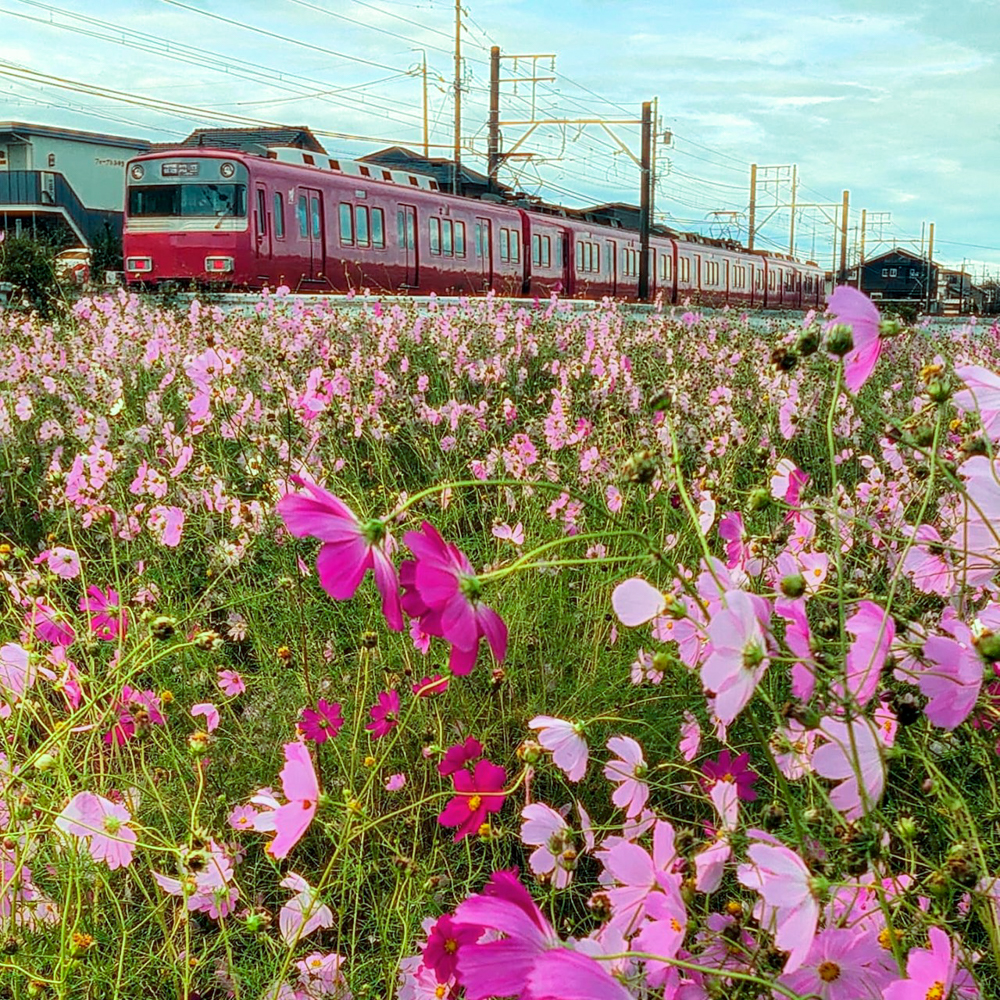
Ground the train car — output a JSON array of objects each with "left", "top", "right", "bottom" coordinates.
[{"left": 122, "top": 144, "right": 826, "bottom": 310}]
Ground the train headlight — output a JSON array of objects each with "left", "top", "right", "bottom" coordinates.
[
  {"left": 129, "top": 164, "right": 145, "bottom": 180},
  {"left": 219, "top": 162, "right": 235, "bottom": 179}
]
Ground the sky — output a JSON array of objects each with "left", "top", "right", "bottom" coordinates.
[{"left": 1, "top": 0, "right": 998, "bottom": 276}]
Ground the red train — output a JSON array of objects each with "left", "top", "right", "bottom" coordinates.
[{"left": 122, "top": 146, "right": 825, "bottom": 308}]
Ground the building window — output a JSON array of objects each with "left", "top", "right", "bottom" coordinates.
[
  {"left": 273, "top": 192, "right": 285, "bottom": 239},
  {"left": 890, "top": 268, "right": 897, "bottom": 277},
  {"left": 0, "top": 150, "right": 7, "bottom": 169},
  {"left": 430, "top": 217, "right": 441, "bottom": 255},
  {"left": 47, "top": 153, "right": 56, "bottom": 168},
  {"left": 372, "top": 208, "right": 385, "bottom": 249},
  {"left": 882, "top": 268, "right": 888, "bottom": 277},
  {"left": 339, "top": 203, "right": 354, "bottom": 245},
  {"left": 909, "top": 268, "right": 918, "bottom": 278}
]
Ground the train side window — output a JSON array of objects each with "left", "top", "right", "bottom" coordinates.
[
  {"left": 454, "top": 221, "right": 465, "bottom": 257},
  {"left": 474, "top": 222, "right": 482, "bottom": 258},
  {"left": 339, "top": 203, "right": 354, "bottom": 246},
  {"left": 442, "top": 219, "right": 453, "bottom": 256},
  {"left": 310, "top": 196, "right": 321, "bottom": 240},
  {"left": 356, "top": 205, "right": 370, "bottom": 248},
  {"left": 542, "top": 236, "right": 551, "bottom": 267},
  {"left": 532, "top": 234, "right": 540, "bottom": 266},
  {"left": 256, "top": 189, "right": 267, "bottom": 236},
  {"left": 273, "top": 193, "right": 285, "bottom": 239},
  {"left": 500, "top": 228, "right": 510, "bottom": 262},
  {"left": 768, "top": 272, "right": 776, "bottom": 291},
  {"left": 576, "top": 241, "right": 583, "bottom": 270},
  {"left": 371, "top": 208, "right": 384, "bottom": 249},
  {"left": 510, "top": 232, "right": 520, "bottom": 263},
  {"left": 397, "top": 209, "right": 406, "bottom": 247},
  {"left": 429, "top": 217, "right": 441, "bottom": 255},
  {"left": 555, "top": 235, "right": 563, "bottom": 267},
  {"left": 297, "top": 195, "right": 308, "bottom": 239},
  {"left": 680, "top": 257, "right": 689, "bottom": 282}
]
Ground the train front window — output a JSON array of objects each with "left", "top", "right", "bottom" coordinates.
[{"left": 128, "top": 184, "right": 247, "bottom": 217}]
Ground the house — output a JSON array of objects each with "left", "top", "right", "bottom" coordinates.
[
  {"left": 0, "top": 122, "right": 151, "bottom": 247},
  {"left": 359, "top": 146, "right": 505, "bottom": 199},
  {"left": 854, "top": 247, "right": 937, "bottom": 302},
  {"left": 169, "top": 126, "right": 326, "bottom": 156}
]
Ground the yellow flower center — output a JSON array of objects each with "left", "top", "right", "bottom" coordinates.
[
  {"left": 435, "top": 987, "right": 447, "bottom": 999},
  {"left": 467, "top": 795, "right": 482, "bottom": 811},
  {"left": 443, "top": 938, "right": 458, "bottom": 954},
  {"left": 925, "top": 984, "right": 945, "bottom": 1000},
  {"left": 817, "top": 961, "right": 840, "bottom": 983}
]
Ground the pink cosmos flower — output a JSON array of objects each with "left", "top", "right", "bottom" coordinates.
[
  {"left": 278, "top": 872, "right": 334, "bottom": 945},
  {"left": 914, "top": 635, "right": 982, "bottom": 730},
  {"left": 298, "top": 699, "right": 344, "bottom": 743},
  {"left": 0, "top": 643, "right": 39, "bottom": 706},
  {"left": 103, "top": 687, "right": 166, "bottom": 745},
  {"left": 611, "top": 577, "right": 666, "bottom": 627},
  {"left": 55, "top": 791, "right": 137, "bottom": 870},
  {"left": 451, "top": 870, "right": 560, "bottom": 1000},
  {"left": 437, "top": 758, "right": 507, "bottom": 842},
  {"left": 738, "top": 839, "right": 818, "bottom": 973},
  {"left": 385, "top": 773, "right": 406, "bottom": 792},
  {"left": 401, "top": 522, "right": 507, "bottom": 675},
  {"left": 278, "top": 476, "right": 402, "bottom": 631},
  {"left": 228, "top": 804, "right": 259, "bottom": 831},
  {"left": 901, "top": 525, "right": 955, "bottom": 597},
  {"left": 954, "top": 363, "right": 1000, "bottom": 440},
  {"left": 79, "top": 586, "right": 128, "bottom": 641},
  {"left": 153, "top": 841, "right": 239, "bottom": 920},
  {"left": 24, "top": 599, "right": 75, "bottom": 646},
  {"left": 520, "top": 801, "right": 593, "bottom": 889},
  {"left": 528, "top": 716, "right": 589, "bottom": 782},
  {"left": 839, "top": 601, "right": 894, "bottom": 708},
  {"left": 603, "top": 735, "right": 650, "bottom": 818},
  {"left": 780, "top": 927, "right": 894, "bottom": 1000},
  {"left": 812, "top": 716, "right": 886, "bottom": 821},
  {"left": 47, "top": 547, "right": 81, "bottom": 580},
  {"left": 191, "top": 702, "right": 220, "bottom": 733},
  {"left": 217, "top": 669, "right": 245, "bottom": 697},
  {"left": 826, "top": 286, "right": 882, "bottom": 393},
  {"left": 679, "top": 711, "right": 701, "bottom": 761},
  {"left": 949, "top": 456, "right": 1000, "bottom": 585},
  {"left": 438, "top": 737, "right": 483, "bottom": 776},
  {"left": 771, "top": 458, "right": 809, "bottom": 508},
  {"left": 366, "top": 689, "right": 400, "bottom": 738},
  {"left": 883, "top": 927, "right": 976, "bottom": 1000},
  {"left": 700, "top": 589, "right": 769, "bottom": 724},
  {"left": 775, "top": 597, "right": 816, "bottom": 701},
  {"left": 261, "top": 742, "right": 319, "bottom": 859}
]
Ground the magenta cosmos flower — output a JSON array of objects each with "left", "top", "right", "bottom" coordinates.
[
  {"left": 779, "top": 927, "right": 894, "bottom": 1000},
  {"left": 700, "top": 589, "right": 769, "bottom": 724},
  {"left": 437, "top": 758, "right": 507, "bottom": 842},
  {"left": 366, "top": 689, "right": 400, "bottom": 738},
  {"left": 826, "top": 286, "right": 883, "bottom": 393},
  {"left": 278, "top": 476, "right": 403, "bottom": 632},
  {"left": 401, "top": 522, "right": 507, "bottom": 676},
  {"left": 438, "top": 736, "right": 483, "bottom": 776},
  {"left": 701, "top": 750, "right": 759, "bottom": 802},
  {"left": 79, "top": 586, "right": 128, "bottom": 641},
  {"left": 298, "top": 699, "right": 344, "bottom": 744}
]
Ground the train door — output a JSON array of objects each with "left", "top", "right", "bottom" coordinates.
[
  {"left": 254, "top": 184, "right": 271, "bottom": 262},
  {"left": 475, "top": 217, "right": 493, "bottom": 291},
  {"left": 694, "top": 254, "right": 702, "bottom": 301},
  {"left": 722, "top": 259, "right": 730, "bottom": 305},
  {"left": 297, "top": 187, "right": 324, "bottom": 280},
  {"left": 397, "top": 205, "right": 417, "bottom": 287},
  {"left": 606, "top": 239, "right": 618, "bottom": 296}
]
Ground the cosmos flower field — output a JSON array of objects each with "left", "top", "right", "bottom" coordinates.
[{"left": 2, "top": 284, "right": 1000, "bottom": 999}]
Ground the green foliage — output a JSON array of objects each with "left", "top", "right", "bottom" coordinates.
[{"left": 0, "top": 234, "right": 58, "bottom": 314}]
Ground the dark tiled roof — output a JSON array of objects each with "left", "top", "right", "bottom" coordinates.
[{"left": 176, "top": 127, "right": 326, "bottom": 154}]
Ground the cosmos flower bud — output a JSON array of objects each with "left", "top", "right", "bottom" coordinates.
[
  {"left": 150, "top": 615, "right": 176, "bottom": 639},
  {"left": 780, "top": 573, "right": 806, "bottom": 598},
  {"left": 879, "top": 317, "right": 906, "bottom": 338},
  {"left": 976, "top": 631, "right": 1000, "bottom": 663},
  {"left": 624, "top": 448, "right": 657, "bottom": 484},
  {"left": 796, "top": 328, "right": 821, "bottom": 356},
  {"left": 926, "top": 379, "right": 952, "bottom": 404},
  {"left": 748, "top": 487, "right": 770, "bottom": 511},
  {"left": 33, "top": 753, "right": 57, "bottom": 772},
  {"left": 825, "top": 324, "right": 854, "bottom": 356},
  {"left": 897, "top": 816, "right": 919, "bottom": 840}
]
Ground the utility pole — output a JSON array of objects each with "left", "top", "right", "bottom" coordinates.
[
  {"left": 488, "top": 46, "right": 501, "bottom": 192},
  {"left": 859, "top": 208, "right": 866, "bottom": 292},
  {"left": 926, "top": 222, "right": 935, "bottom": 315},
  {"left": 638, "top": 101, "right": 652, "bottom": 301},
  {"left": 788, "top": 164, "right": 797, "bottom": 256},
  {"left": 421, "top": 50, "right": 429, "bottom": 158},
  {"left": 839, "top": 190, "right": 850, "bottom": 283},
  {"left": 748, "top": 163, "right": 757, "bottom": 251},
  {"left": 453, "top": 0, "right": 462, "bottom": 196}
]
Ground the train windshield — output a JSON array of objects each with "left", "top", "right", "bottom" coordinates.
[{"left": 128, "top": 184, "right": 247, "bottom": 218}]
